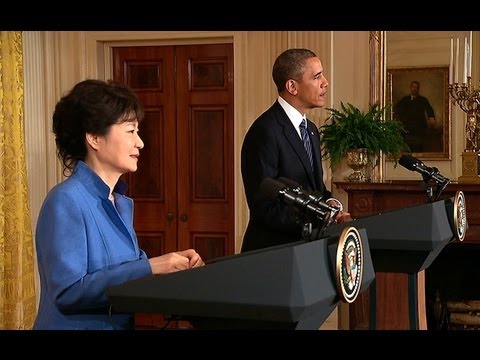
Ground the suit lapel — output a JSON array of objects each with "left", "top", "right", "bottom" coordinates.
[{"left": 273, "top": 102, "right": 316, "bottom": 188}]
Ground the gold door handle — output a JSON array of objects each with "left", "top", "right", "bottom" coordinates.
[
  {"left": 180, "top": 213, "right": 188, "bottom": 222},
  {"left": 166, "top": 212, "right": 174, "bottom": 221}
]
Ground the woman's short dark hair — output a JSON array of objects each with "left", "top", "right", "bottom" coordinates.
[
  {"left": 272, "top": 48, "right": 317, "bottom": 93},
  {"left": 53, "top": 79, "right": 144, "bottom": 174}
]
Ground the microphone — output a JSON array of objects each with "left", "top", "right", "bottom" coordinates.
[
  {"left": 277, "top": 177, "right": 339, "bottom": 214},
  {"left": 277, "top": 177, "right": 302, "bottom": 192},
  {"left": 259, "top": 177, "right": 341, "bottom": 227},
  {"left": 258, "top": 177, "right": 328, "bottom": 219},
  {"left": 398, "top": 154, "right": 450, "bottom": 185},
  {"left": 306, "top": 191, "right": 339, "bottom": 213}
]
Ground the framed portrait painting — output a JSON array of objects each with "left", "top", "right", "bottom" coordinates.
[{"left": 387, "top": 66, "right": 450, "bottom": 160}]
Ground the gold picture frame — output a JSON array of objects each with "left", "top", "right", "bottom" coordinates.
[{"left": 387, "top": 66, "right": 451, "bottom": 160}]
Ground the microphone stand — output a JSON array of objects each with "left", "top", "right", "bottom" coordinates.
[
  {"left": 421, "top": 175, "right": 434, "bottom": 203},
  {"left": 325, "top": 207, "right": 341, "bottom": 227},
  {"left": 435, "top": 179, "right": 450, "bottom": 202},
  {"left": 313, "top": 207, "right": 341, "bottom": 240},
  {"left": 301, "top": 222, "right": 313, "bottom": 241},
  {"left": 300, "top": 207, "right": 329, "bottom": 242},
  {"left": 421, "top": 175, "right": 451, "bottom": 203}
]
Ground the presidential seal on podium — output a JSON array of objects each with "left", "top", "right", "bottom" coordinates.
[{"left": 336, "top": 226, "right": 363, "bottom": 303}]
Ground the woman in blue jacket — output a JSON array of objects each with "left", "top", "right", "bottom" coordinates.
[{"left": 34, "top": 79, "right": 204, "bottom": 330}]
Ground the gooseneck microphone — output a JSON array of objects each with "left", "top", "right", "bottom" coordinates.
[
  {"left": 398, "top": 154, "right": 450, "bottom": 185},
  {"left": 259, "top": 177, "right": 340, "bottom": 224},
  {"left": 259, "top": 177, "right": 327, "bottom": 218},
  {"left": 277, "top": 177, "right": 303, "bottom": 192},
  {"left": 398, "top": 154, "right": 450, "bottom": 202},
  {"left": 277, "top": 177, "right": 340, "bottom": 213}
]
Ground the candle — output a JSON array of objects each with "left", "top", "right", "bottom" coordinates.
[
  {"left": 469, "top": 31, "right": 473, "bottom": 78},
  {"left": 464, "top": 37, "right": 468, "bottom": 84},
  {"left": 455, "top": 38, "right": 459, "bottom": 83},
  {"left": 450, "top": 38, "right": 454, "bottom": 84}
]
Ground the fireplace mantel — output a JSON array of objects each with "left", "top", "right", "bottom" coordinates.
[{"left": 335, "top": 180, "right": 479, "bottom": 244}]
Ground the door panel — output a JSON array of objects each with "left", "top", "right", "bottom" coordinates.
[
  {"left": 176, "top": 44, "right": 234, "bottom": 256},
  {"left": 113, "top": 46, "right": 178, "bottom": 257}
]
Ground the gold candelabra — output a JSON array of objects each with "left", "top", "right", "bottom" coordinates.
[{"left": 449, "top": 77, "right": 480, "bottom": 182}]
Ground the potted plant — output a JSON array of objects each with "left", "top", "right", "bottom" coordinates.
[{"left": 319, "top": 102, "right": 408, "bottom": 181}]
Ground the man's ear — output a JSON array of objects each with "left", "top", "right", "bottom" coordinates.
[
  {"left": 285, "top": 79, "right": 298, "bottom": 95},
  {"left": 85, "top": 133, "right": 100, "bottom": 150}
]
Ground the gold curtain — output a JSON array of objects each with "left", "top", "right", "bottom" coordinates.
[{"left": 0, "top": 31, "right": 36, "bottom": 329}]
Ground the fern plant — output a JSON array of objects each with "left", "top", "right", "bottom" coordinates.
[{"left": 319, "top": 102, "right": 409, "bottom": 167}]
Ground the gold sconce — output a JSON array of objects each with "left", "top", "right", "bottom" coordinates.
[{"left": 448, "top": 32, "right": 480, "bottom": 183}]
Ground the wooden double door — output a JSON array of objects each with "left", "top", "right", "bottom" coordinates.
[{"left": 112, "top": 44, "right": 234, "bottom": 325}]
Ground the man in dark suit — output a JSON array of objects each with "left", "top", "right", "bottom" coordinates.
[
  {"left": 241, "top": 48, "right": 351, "bottom": 252},
  {"left": 394, "top": 80, "right": 437, "bottom": 152}
]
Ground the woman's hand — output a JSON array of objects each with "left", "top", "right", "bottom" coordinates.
[{"left": 148, "top": 249, "right": 204, "bottom": 275}]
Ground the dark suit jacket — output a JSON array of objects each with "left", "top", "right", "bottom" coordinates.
[
  {"left": 395, "top": 94, "right": 434, "bottom": 136},
  {"left": 394, "top": 95, "right": 435, "bottom": 152},
  {"left": 241, "top": 100, "right": 331, "bottom": 252}
]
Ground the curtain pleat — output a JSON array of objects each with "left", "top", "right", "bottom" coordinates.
[{"left": 0, "top": 31, "right": 36, "bottom": 329}]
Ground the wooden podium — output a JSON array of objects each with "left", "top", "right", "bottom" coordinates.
[{"left": 334, "top": 181, "right": 477, "bottom": 330}]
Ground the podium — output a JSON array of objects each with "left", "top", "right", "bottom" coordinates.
[
  {"left": 107, "top": 229, "right": 375, "bottom": 330},
  {"left": 323, "top": 194, "right": 466, "bottom": 330}
]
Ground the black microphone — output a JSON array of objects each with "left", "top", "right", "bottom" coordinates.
[
  {"left": 277, "top": 177, "right": 302, "bottom": 192},
  {"left": 306, "top": 191, "right": 339, "bottom": 213},
  {"left": 277, "top": 177, "right": 339, "bottom": 213},
  {"left": 258, "top": 177, "right": 328, "bottom": 219},
  {"left": 398, "top": 154, "right": 450, "bottom": 185}
]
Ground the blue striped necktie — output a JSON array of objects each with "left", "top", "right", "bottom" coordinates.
[{"left": 300, "top": 118, "right": 313, "bottom": 169}]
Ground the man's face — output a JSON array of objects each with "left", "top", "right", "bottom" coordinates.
[
  {"left": 410, "top": 82, "right": 420, "bottom": 96},
  {"left": 295, "top": 57, "right": 329, "bottom": 110}
]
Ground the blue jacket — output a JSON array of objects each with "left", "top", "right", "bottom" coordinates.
[{"left": 34, "top": 161, "right": 152, "bottom": 329}]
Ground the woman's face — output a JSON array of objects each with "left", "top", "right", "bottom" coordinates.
[{"left": 94, "top": 119, "right": 144, "bottom": 176}]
